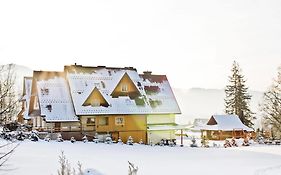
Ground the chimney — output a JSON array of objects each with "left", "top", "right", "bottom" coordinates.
[{"left": 143, "top": 71, "right": 152, "bottom": 75}]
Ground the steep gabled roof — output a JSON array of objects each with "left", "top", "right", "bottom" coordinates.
[
  {"left": 83, "top": 87, "right": 110, "bottom": 107},
  {"left": 65, "top": 65, "right": 181, "bottom": 115},
  {"left": 203, "top": 115, "right": 253, "bottom": 131},
  {"left": 29, "top": 71, "right": 78, "bottom": 122}
]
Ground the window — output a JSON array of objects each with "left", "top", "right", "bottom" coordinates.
[
  {"left": 121, "top": 84, "right": 128, "bottom": 92},
  {"left": 87, "top": 118, "right": 95, "bottom": 126},
  {"left": 91, "top": 99, "right": 100, "bottom": 107},
  {"left": 41, "top": 88, "right": 49, "bottom": 95},
  {"left": 46, "top": 104, "right": 52, "bottom": 112},
  {"left": 115, "top": 116, "right": 125, "bottom": 126},
  {"left": 98, "top": 117, "right": 108, "bottom": 126}
]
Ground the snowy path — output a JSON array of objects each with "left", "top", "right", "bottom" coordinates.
[{"left": 3, "top": 140, "right": 281, "bottom": 175}]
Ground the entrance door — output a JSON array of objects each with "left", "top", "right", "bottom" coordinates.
[{"left": 55, "top": 123, "right": 61, "bottom": 132}]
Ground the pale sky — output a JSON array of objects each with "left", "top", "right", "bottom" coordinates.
[{"left": 0, "top": 0, "right": 280, "bottom": 91}]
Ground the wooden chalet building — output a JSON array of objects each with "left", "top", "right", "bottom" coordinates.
[
  {"left": 201, "top": 115, "right": 254, "bottom": 140},
  {"left": 18, "top": 64, "right": 181, "bottom": 144}
]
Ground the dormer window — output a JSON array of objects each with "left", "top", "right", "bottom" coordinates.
[
  {"left": 41, "top": 88, "right": 49, "bottom": 95},
  {"left": 46, "top": 104, "right": 52, "bottom": 112},
  {"left": 91, "top": 99, "right": 100, "bottom": 107},
  {"left": 121, "top": 84, "right": 128, "bottom": 92}
]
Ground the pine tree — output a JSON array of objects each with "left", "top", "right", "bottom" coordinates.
[
  {"left": 260, "top": 66, "right": 281, "bottom": 134},
  {"left": 225, "top": 61, "right": 253, "bottom": 127}
]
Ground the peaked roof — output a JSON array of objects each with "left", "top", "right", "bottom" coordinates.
[
  {"left": 202, "top": 115, "right": 253, "bottom": 131},
  {"left": 29, "top": 71, "right": 78, "bottom": 122},
  {"left": 65, "top": 65, "right": 181, "bottom": 115},
  {"left": 110, "top": 72, "right": 141, "bottom": 99},
  {"left": 83, "top": 87, "right": 110, "bottom": 107}
]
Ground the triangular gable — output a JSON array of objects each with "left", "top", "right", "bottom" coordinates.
[
  {"left": 206, "top": 115, "right": 253, "bottom": 131},
  {"left": 110, "top": 72, "right": 141, "bottom": 99},
  {"left": 207, "top": 116, "right": 218, "bottom": 125},
  {"left": 83, "top": 87, "right": 109, "bottom": 107}
]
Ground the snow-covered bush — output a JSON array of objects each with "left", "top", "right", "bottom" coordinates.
[
  {"left": 16, "top": 131, "right": 25, "bottom": 141},
  {"left": 82, "top": 135, "right": 88, "bottom": 143},
  {"left": 105, "top": 134, "right": 112, "bottom": 144},
  {"left": 30, "top": 132, "right": 39, "bottom": 142},
  {"left": 57, "top": 134, "right": 64, "bottom": 142},
  {"left": 117, "top": 137, "right": 123, "bottom": 144},
  {"left": 44, "top": 134, "right": 50, "bottom": 142},
  {"left": 57, "top": 151, "right": 83, "bottom": 175},
  {"left": 93, "top": 133, "right": 99, "bottom": 143},
  {"left": 159, "top": 139, "right": 164, "bottom": 146},
  {"left": 190, "top": 137, "right": 198, "bottom": 147},
  {"left": 128, "top": 161, "right": 138, "bottom": 175},
  {"left": 57, "top": 152, "right": 104, "bottom": 175},
  {"left": 127, "top": 136, "right": 134, "bottom": 145},
  {"left": 70, "top": 137, "right": 76, "bottom": 143}
]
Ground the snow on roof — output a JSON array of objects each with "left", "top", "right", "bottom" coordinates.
[
  {"left": 36, "top": 76, "right": 78, "bottom": 122},
  {"left": 66, "top": 66, "right": 181, "bottom": 115},
  {"left": 201, "top": 115, "right": 253, "bottom": 131}
]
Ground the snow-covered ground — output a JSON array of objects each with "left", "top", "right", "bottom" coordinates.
[{"left": 2, "top": 139, "right": 281, "bottom": 175}]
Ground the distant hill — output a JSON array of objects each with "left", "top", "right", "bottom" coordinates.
[
  {"left": 14, "top": 64, "right": 33, "bottom": 92},
  {"left": 173, "top": 88, "right": 264, "bottom": 126}
]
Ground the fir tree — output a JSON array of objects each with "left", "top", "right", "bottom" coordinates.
[{"left": 225, "top": 61, "right": 253, "bottom": 127}]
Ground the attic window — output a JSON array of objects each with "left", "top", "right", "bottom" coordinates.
[
  {"left": 46, "top": 104, "right": 52, "bottom": 112},
  {"left": 121, "top": 84, "right": 128, "bottom": 92},
  {"left": 41, "top": 88, "right": 49, "bottom": 95},
  {"left": 91, "top": 99, "right": 100, "bottom": 107}
]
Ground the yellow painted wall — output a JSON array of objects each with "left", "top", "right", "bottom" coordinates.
[
  {"left": 147, "top": 114, "right": 175, "bottom": 124},
  {"left": 96, "top": 115, "right": 147, "bottom": 143},
  {"left": 96, "top": 115, "right": 146, "bottom": 132}
]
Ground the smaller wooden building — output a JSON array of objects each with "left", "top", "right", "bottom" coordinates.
[{"left": 201, "top": 115, "right": 254, "bottom": 140}]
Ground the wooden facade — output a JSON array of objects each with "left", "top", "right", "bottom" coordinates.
[
  {"left": 201, "top": 115, "right": 254, "bottom": 140},
  {"left": 95, "top": 115, "right": 147, "bottom": 143}
]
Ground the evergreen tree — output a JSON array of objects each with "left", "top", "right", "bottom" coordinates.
[
  {"left": 260, "top": 66, "right": 281, "bottom": 134},
  {"left": 225, "top": 61, "right": 253, "bottom": 127}
]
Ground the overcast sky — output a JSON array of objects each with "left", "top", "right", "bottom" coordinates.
[{"left": 0, "top": 0, "right": 280, "bottom": 91}]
